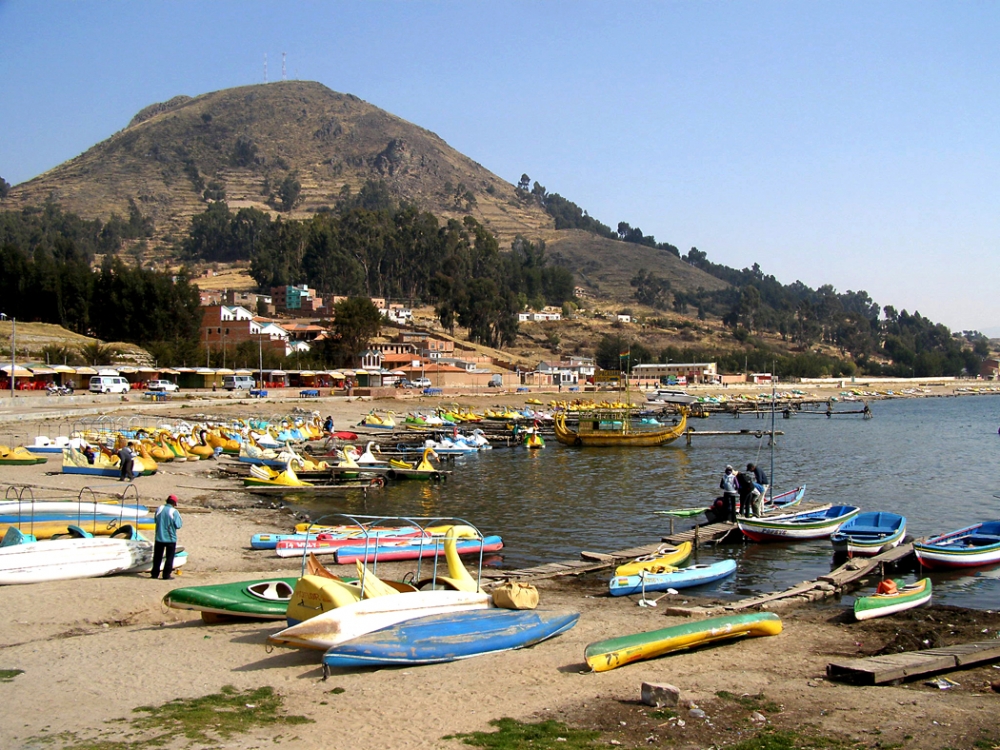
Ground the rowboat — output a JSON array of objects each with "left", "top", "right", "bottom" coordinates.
[
  {"left": 553, "top": 409, "right": 687, "bottom": 447},
  {"left": 614, "top": 542, "right": 693, "bottom": 576},
  {"left": 269, "top": 590, "right": 493, "bottom": 650},
  {"left": 321, "top": 608, "right": 579, "bottom": 667},
  {"left": 830, "top": 512, "right": 906, "bottom": 556},
  {"left": 163, "top": 577, "right": 299, "bottom": 621},
  {"left": 853, "top": 578, "right": 932, "bottom": 621},
  {"left": 584, "top": 612, "right": 782, "bottom": 672},
  {"left": 913, "top": 521, "right": 1000, "bottom": 570},
  {"left": 738, "top": 505, "right": 861, "bottom": 542},
  {"left": 334, "top": 534, "right": 504, "bottom": 564},
  {"left": 609, "top": 559, "right": 736, "bottom": 597}
]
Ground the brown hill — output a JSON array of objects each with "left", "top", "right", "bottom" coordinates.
[{"left": 6, "top": 80, "right": 728, "bottom": 305}]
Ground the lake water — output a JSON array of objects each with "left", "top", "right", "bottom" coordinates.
[{"left": 288, "top": 394, "right": 1000, "bottom": 610}]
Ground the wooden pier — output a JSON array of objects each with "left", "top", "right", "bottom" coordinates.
[
  {"left": 682, "top": 428, "right": 784, "bottom": 445},
  {"left": 826, "top": 640, "right": 1000, "bottom": 685}
]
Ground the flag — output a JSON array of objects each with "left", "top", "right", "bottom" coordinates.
[{"left": 619, "top": 348, "right": 630, "bottom": 360}]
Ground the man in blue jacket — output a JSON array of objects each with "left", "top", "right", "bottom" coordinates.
[{"left": 152, "top": 495, "right": 183, "bottom": 580}]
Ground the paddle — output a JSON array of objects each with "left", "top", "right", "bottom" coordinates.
[{"left": 638, "top": 588, "right": 679, "bottom": 607}]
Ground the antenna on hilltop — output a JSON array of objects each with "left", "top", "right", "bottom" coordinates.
[
  {"left": 264, "top": 53, "right": 268, "bottom": 83},
  {"left": 282, "top": 52, "right": 287, "bottom": 81}
]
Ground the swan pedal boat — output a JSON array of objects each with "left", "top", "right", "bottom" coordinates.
[
  {"left": 913, "top": 521, "right": 1000, "bottom": 569},
  {"left": 853, "top": 578, "right": 932, "bottom": 621},
  {"left": 584, "top": 612, "right": 782, "bottom": 672},
  {"left": 0, "top": 445, "right": 48, "bottom": 465},
  {"left": 163, "top": 577, "right": 300, "bottom": 622}
]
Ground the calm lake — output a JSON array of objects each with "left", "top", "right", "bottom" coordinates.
[{"left": 289, "top": 394, "right": 1000, "bottom": 610}]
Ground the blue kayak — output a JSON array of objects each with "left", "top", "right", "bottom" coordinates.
[
  {"left": 609, "top": 559, "right": 737, "bottom": 597},
  {"left": 321, "top": 608, "right": 579, "bottom": 668}
]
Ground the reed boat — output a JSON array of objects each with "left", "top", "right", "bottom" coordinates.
[{"left": 553, "top": 408, "right": 687, "bottom": 447}]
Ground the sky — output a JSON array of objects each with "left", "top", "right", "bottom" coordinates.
[{"left": 1, "top": 1, "right": 998, "bottom": 334}]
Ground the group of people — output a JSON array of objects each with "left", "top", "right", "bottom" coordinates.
[{"left": 719, "top": 462, "right": 769, "bottom": 523}]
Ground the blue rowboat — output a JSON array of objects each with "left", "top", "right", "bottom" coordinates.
[
  {"left": 609, "top": 559, "right": 737, "bottom": 597},
  {"left": 913, "top": 521, "right": 1000, "bottom": 570},
  {"left": 321, "top": 608, "right": 579, "bottom": 668},
  {"left": 830, "top": 512, "right": 906, "bottom": 556}
]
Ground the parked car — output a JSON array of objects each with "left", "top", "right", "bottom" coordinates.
[
  {"left": 89, "top": 375, "right": 130, "bottom": 395},
  {"left": 146, "top": 380, "right": 179, "bottom": 392},
  {"left": 413, "top": 377, "right": 432, "bottom": 388},
  {"left": 395, "top": 379, "right": 415, "bottom": 389}
]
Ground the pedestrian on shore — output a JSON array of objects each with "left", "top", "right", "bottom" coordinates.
[
  {"left": 117, "top": 442, "right": 135, "bottom": 482},
  {"left": 152, "top": 495, "right": 183, "bottom": 580},
  {"left": 720, "top": 465, "right": 739, "bottom": 523},
  {"left": 738, "top": 464, "right": 759, "bottom": 518}
]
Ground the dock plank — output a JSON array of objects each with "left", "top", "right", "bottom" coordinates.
[{"left": 826, "top": 639, "right": 1000, "bottom": 685}]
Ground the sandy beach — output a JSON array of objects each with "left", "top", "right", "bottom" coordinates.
[{"left": 1, "top": 385, "right": 999, "bottom": 749}]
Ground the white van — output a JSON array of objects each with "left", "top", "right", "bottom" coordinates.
[
  {"left": 89, "top": 375, "right": 130, "bottom": 394},
  {"left": 223, "top": 375, "right": 255, "bottom": 391}
]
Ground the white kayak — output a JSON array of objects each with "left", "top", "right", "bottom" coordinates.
[
  {"left": 0, "top": 500, "right": 151, "bottom": 517},
  {"left": 0, "top": 537, "right": 155, "bottom": 585},
  {"left": 268, "top": 590, "right": 493, "bottom": 650}
]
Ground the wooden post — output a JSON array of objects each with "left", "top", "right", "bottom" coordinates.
[
  {"left": 669, "top": 517, "right": 675, "bottom": 536},
  {"left": 694, "top": 523, "right": 699, "bottom": 547}
]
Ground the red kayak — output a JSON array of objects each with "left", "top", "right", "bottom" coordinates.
[
  {"left": 335, "top": 535, "right": 504, "bottom": 564},
  {"left": 275, "top": 528, "right": 425, "bottom": 557}
]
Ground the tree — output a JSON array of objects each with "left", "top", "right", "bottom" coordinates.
[
  {"left": 275, "top": 173, "right": 302, "bottom": 212},
  {"left": 0, "top": 176, "right": 10, "bottom": 199},
  {"left": 328, "top": 297, "right": 383, "bottom": 366}
]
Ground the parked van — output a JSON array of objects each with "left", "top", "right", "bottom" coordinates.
[
  {"left": 89, "top": 375, "right": 130, "bottom": 394},
  {"left": 223, "top": 375, "right": 255, "bottom": 391}
]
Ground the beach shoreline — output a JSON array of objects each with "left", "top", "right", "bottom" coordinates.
[{"left": 1, "top": 388, "right": 999, "bottom": 749}]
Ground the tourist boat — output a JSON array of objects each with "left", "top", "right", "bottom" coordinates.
[
  {"left": 913, "top": 521, "right": 1000, "bottom": 569},
  {"left": 584, "top": 612, "right": 782, "bottom": 672},
  {"left": 321, "top": 608, "right": 579, "bottom": 668},
  {"left": 553, "top": 408, "right": 688, "bottom": 447},
  {"left": 852, "top": 578, "right": 932, "bottom": 621},
  {"left": 614, "top": 542, "right": 692, "bottom": 576},
  {"left": 359, "top": 411, "right": 395, "bottom": 429},
  {"left": 737, "top": 505, "right": 861, "bottom": 542},
  {"left": 61, "top": 445, "right": 157, "bottom": 477},
  {"left": 163, "top": 577, "right": 300, "bottom": 622},
  {"left": 609, "top": 559, "right": 736, "bottom": 597},
  {"left": 243, "top": 463, "right": 313, "bottom": 488},
  {"left": 524, "top": 431, "right": 545, "bottom": 449},
  {"left": 645, "top": 389, "right": 698, "bottom": 406},
  {"left": 0, "top": 444, "right": 48, "bottom": 465},
  {"left": 386, "top": 447, "right": 441, "bottom": 480},
  {"left": 830, "top": 512, "right": 906, "bottom": 556}
]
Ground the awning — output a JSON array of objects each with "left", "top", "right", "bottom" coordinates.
[
  {"left": 28, "top": 367, "right": 57, "bottom": 375},
  {"left": 161, "top": 369, "right": 181, "bottom": 375},
  {"left": 299, "top": 370, "right": 317, "bottom": 377},
  {"left": 1, "top": 365, "right": 34, "bottom": 378},
  {"left": 215, "top": 368, "right": 235, "bottom": 375},
  {"left": 328, "top": 371, "right": 345, "bottom": 378},
  {"left": 75, "top": 366, "right": 98, "bottom": 375},
  {"left": 53, "top": 365, "right": 77, "bottom": 373},
  {"left": 118, "top": 366, "right": 138, "bottom": 374},
  {"left": 341, "top": 369, "right": 356, "bottom": 376},
  {"left": 235, "top": 369, "right": 254, "bottom": 375},
  {"left": 138, "top": 367, "right": 158, "bottom": 373},
  {"left": 270, "top": 370, "right": 287, "bottom": 377}
]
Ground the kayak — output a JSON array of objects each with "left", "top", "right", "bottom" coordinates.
[
  {"left": 853, "top": 578, "right": 932, "bottom": 621},
  {"left": 584, "top": 612, "right": 782, "bottom": 672},
  {"left": 275, "top": 529, "right": 427, "bottom": 558},
  {"left": 321, "top": 608, "right": 579, "bottom": 667},
  {"left": 614, "top": 542, "right": 693, "bottom": 576},
  {"left": 334, "top": 535, "right": 504, "bottom": 564},
  {"left": 609, "top": 559, "right": 736, "bottom": 597}
]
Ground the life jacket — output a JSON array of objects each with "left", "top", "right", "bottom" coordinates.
[{"left": 876, "top": 579, "right": 898, "bottom": 595}]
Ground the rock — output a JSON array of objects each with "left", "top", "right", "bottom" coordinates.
[
  {"left": 689, "top": 708, "right": 707, "bottom": 719},
  {"left": 991, "top": 680, "right": 1000, "bottom": 693},
  {"left": 641, "top": 682, "right": 680, "bottom": 708},
  {"left": 751, "top": 711, "right": 766, "bottom": 723}
]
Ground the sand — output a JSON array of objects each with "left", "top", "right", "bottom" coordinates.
[{"left": 1, "top": 386, "right": 999, "bottom": 749}]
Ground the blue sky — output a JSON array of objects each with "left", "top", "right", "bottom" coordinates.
[{"left": 2, "top": 1, "right": 998, "bottom": 334}]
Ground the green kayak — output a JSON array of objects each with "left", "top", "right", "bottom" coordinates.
[{"left": 163, "top": 577, "right": 299, "bottom": 622}]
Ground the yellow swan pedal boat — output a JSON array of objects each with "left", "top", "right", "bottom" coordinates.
[
  {"left": 0, "top": 445, "right": 48, "bottom": 465},
  {"left": 244, "top": 464, "right": 313, "bottom": 488}
]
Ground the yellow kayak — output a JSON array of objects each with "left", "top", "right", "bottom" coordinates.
[{"left": 615, "top": 542, "right": 693, "bottom": 576}]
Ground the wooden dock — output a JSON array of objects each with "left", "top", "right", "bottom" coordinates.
[
  {"left": 682, "top": 428, "right": 783, "bottom": 445},
  {"left": 826, "top": 641, "right": 1000, "bottom": 685}
]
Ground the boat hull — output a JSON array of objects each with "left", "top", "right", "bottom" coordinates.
[
  {"left": 334, "top": 535, "right": 504, "bottom": 564},
  {"left": 553, "top": 410, "right": 687, "bottom": 447},
  {"left": 609, "top": 559, "right": 736, "bottom": 596},
  {"left": 738, "top": 505, "right": 860, "bottom": 542},
  {"left": 853, "top": 579, "right": 932, "bottom": 621},
  {"left": 831, "top": 512, "right": 906, "bottom": 556},
  {"left": 614, "top": 542, "right": 692, "bottom": 576},
  {"left": 270, "top": 590, "right": 493, "bottom": 650},
  {"left": 0, "top": 537, "right": 154, "bottom": 585},
  {"left": 913, "top": 522, "right": 1000, "bottom": 570},
  {"left": 584, "top": 612, "right": 782, "bottom": 672},
  {"left": 321, "top": 608, "right": 579, "bottom": 667},
  {"left": 163, "top": 577, "right": 299, "bottom": 620}
]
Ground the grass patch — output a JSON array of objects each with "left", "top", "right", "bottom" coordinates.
[
  {"left": 445, "top": 718, "right": 605, "bottom": 749},
  {"left": 716, "top": 690, "right": 783, "bottom": 714},
  {"left": 29, "top": 685, "right": 311, "bottom": 749},
  {"left": 726, "top": 728, "right": 855, "bottom": 750},
  {"left": 0, "top": 668, "right": 24, "bottom": 682},
  {"left": 647, "top": 708, "right": 677, "bottom": 720}
]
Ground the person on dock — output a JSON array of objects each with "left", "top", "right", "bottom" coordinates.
[
  {"left": 117, "top": 442, "right": 135, "bottom": 482},
  {"left": 151, "top": 495, "right": 183, "bottom": 580},
  {"left": 720, "top": 465, "right": 740, "bottom": 523},
  {"left": 738, "top": 464, "right": 760, "bottom": 518},
  {"left": 750, "top": 462, "right": 768, "bottom": 517}
]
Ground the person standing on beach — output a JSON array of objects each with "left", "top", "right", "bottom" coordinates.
[
  {"left": 152, "top": 495, "right": 183, "bottom": 580},
  {"left": 720, "top": 465, "right": 739, "bottom": 523},
  {"left": 117, "top": 442, "right": 135, "bottom": 482}
]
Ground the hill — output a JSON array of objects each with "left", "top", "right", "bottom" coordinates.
[{"left": 4, "top": 81, "right": 729, "bottom": 307}]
